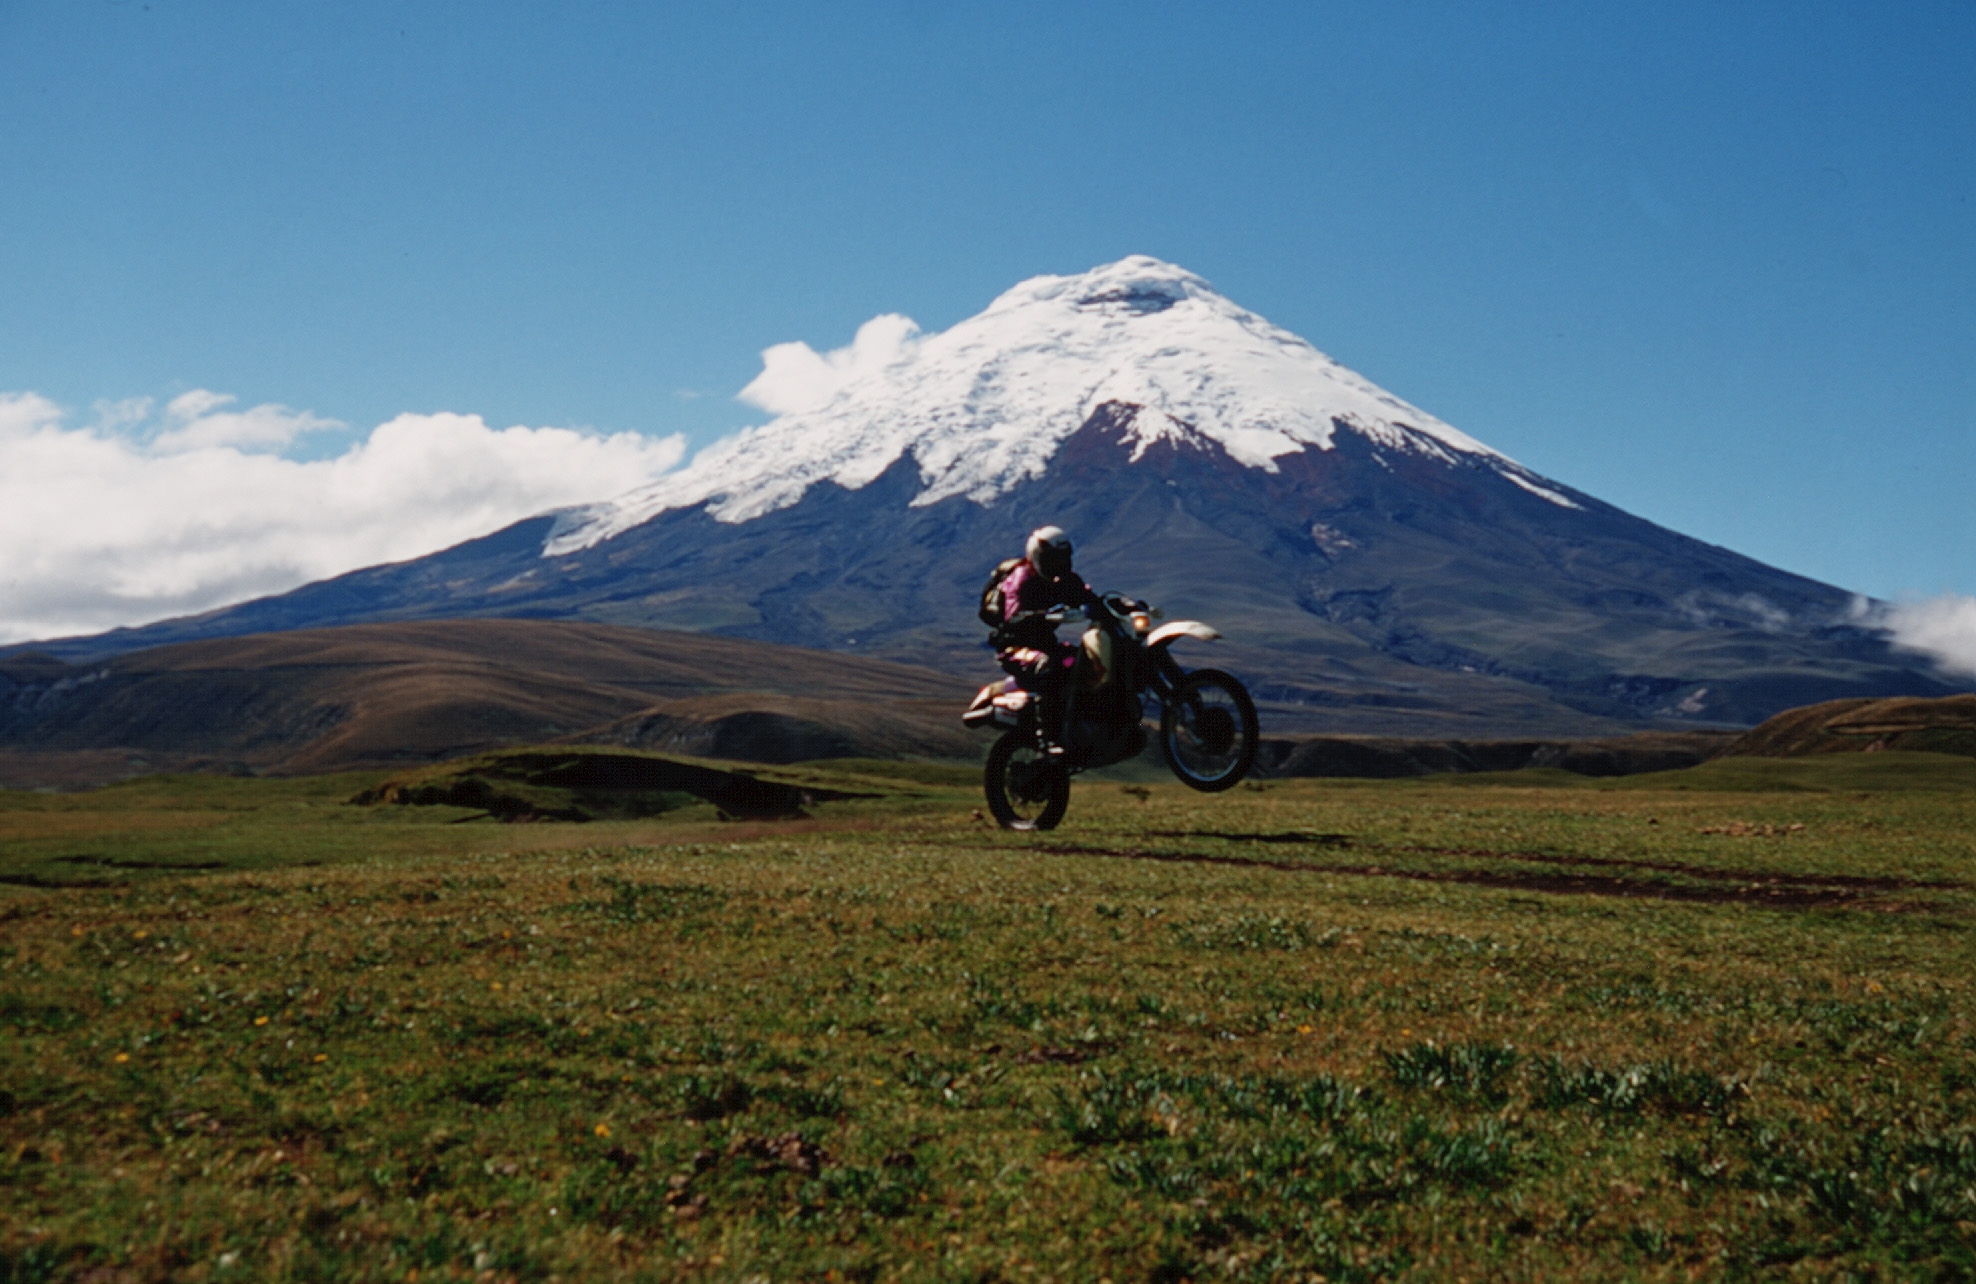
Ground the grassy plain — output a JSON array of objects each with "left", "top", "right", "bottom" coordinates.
[{"left": 3, "top": 755, "right": 1975, "bottom": 1281}]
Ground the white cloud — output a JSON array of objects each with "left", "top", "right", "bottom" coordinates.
[
  {"left": 1856, "top": 593, "right": 1976, "bottom": 680},
  {"left": 737, "top": 312, "right": 920, "bottom": 416},
  {"left": 93, "top": 396, "right": 155, "bottom": 432},
  {"left": 165, "top": 389, "right": 233, "bottom": 420},
  {"left": 0, "top": 390, "right": 685, "bottom": 645},
  {"left": 1674, "top": 590, "right": 1794, "bottom": 634},
  {"left": 150, "top": 390, "right": 343, "bottom": 453}
]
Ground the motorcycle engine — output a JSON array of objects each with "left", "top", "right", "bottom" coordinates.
[{"left": 1068, "top": 692, "right": 1147, "bottom": 769}]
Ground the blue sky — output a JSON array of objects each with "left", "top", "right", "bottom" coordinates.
[{"left": 1, "top": 0, "right": 1971, "bottom": 640}]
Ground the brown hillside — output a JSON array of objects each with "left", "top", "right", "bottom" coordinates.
[
  {"left": 1719, "top": 694, "right": 1976, "bottom": 760},
  {"left": 0, "top": 620, "right": 978, "bottom": 788}
]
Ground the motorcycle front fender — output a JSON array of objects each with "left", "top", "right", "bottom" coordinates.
[{"left": 1146, "top": 620, "right": 1220, "bottom": 650}]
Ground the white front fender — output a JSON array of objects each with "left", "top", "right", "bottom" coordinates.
[{"left": 1146, "top": 620, "right": 1221, "bottom": 649}]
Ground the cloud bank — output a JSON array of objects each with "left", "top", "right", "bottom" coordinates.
[
  {"left": 0, "top": 391, "right": 684, "bottom": 645},
  {"left": 1857, "top": 594, "right": 1976, "bottom": 680},
  {"left": 737, "top": 313, "right": 920, "bottom": 416}
]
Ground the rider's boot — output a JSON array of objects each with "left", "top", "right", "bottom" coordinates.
[{"left": 1037, "top": 687, "right": 1067, "bottom": 757}]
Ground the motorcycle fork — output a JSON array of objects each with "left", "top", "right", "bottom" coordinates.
[{"left": 1145, "top": 650, "right": 1186, "bottom": 711}]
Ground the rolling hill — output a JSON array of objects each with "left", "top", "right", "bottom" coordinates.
[{"left": 0, "top": 620, "right": 976, "bottom": 789}]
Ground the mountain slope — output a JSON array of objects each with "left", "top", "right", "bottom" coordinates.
[
  {"left": 12, "top": 258, "right": 1962, "bottom": 736},
  {"left": 0, "top": 620, "right": 975, "bottom": 787}
]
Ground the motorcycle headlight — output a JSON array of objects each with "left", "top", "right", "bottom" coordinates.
[{"left": 1130, "top": 612, "right": 1151, "bottom": 634}]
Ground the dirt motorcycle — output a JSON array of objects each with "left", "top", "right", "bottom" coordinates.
[{"left": 961, "top": 592, "right": 1259, "bottom": 830}]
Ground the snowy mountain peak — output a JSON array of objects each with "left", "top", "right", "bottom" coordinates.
[
  {"left": 991, "top": 254, "right": 1208, "bottom": 316},
  {"left": 546, "top": 256, "right": 1576, "bottom": 554}
]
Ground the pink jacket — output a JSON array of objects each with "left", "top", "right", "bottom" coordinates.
[{"left": 996, "top": 561, "right": 1095, "bottom": 650}]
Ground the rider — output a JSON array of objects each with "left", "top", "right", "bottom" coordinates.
[{"left": 989, "top": 525, "right": 1096, "bottom": 747}]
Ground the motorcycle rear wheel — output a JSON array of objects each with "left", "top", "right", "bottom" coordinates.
[
  {"left": 984, "top": 731, "right": 1071, "bottom": 830},
  {"left": 1160, "top": 668, "right": 1259, "bottom": 792}
]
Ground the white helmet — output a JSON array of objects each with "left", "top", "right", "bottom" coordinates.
[{"left": 1026, "top": 525, "right": 1074, "bottom": 580}]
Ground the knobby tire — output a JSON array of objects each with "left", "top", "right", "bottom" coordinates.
[
  {"left": 1160, "top": 668, "right": 1259, "bottom": 792},
  {"left": 984, "top": 730, "right": 1071, "bottom": 830}
]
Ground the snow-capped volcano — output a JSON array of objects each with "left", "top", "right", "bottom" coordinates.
[
  {"left": 24, "top": 257, "right": 1964, "bottom": 736},
  {"left": 548, "top": 256, "right": 1574, "bottom": 553}
]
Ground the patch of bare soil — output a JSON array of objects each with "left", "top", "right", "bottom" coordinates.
[
  {"left": 54, "top": 855, "right": 229, "bottom": 871},
  {"left": 1032, "top": 837, "right": 1959, "bottom": 910},
  {"left": 1153, "top": 830, "right": 1353, "bottom": 846}
]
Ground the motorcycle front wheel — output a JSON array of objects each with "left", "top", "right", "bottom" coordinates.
[
  {"left": 984, "top": 731, "right": 1071, "bottom": 830},
  {"left": 1160, "top": 669, "right": 1259, "bottom": 792}
]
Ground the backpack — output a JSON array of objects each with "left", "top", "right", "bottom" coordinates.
[{"left": 977, "top": 557, "right": 1027, "bottom": 629}]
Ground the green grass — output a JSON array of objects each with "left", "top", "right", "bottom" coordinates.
[{"left": 3, "top": 759, "right": 1975, "bottom": 1280}]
